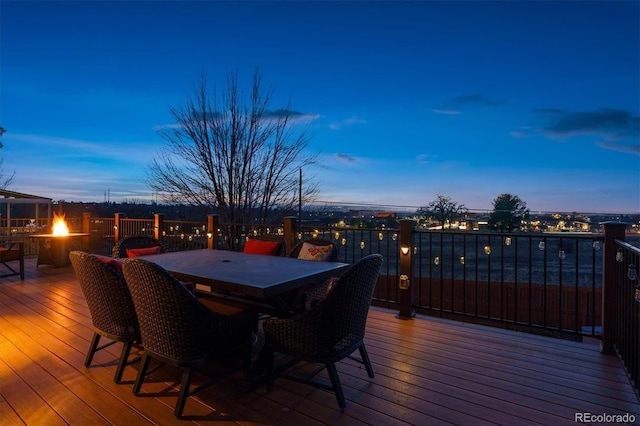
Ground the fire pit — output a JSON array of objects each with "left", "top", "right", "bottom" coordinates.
[{"left": 30, "top": 214, "right": 89, "bottom": 267}]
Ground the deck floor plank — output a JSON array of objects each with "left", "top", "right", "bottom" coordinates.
[{"left": 0, "top": 259, "right": 637, "bottom": 425}]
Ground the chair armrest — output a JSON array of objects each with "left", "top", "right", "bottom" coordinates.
[
  {"left": 0, "top": 241, "right": 25, "bottom": 260},
  {"left": 0, "top": 241, "right": 25, "bottom": 280}
]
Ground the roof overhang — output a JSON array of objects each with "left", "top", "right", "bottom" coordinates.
[{"left": 0, "top": 189, "right": 52, "bottom": 204}]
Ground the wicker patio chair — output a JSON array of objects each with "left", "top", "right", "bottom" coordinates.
[
  {"left": 69, "top": 251, "right": 140, "bottom": 383},
  {"left": 121, "top": 258, "right": 254, "bottom": 418},
  {"left": 286, "top": 238, "right": 339, "bottom": 310},
  {"left": 112, "top": 235, "right": 168, "bottom": 258},
  {"left": 262, "top": 253, "right": 383, "bottom": 409}
]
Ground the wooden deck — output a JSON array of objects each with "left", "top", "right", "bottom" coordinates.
[{"left": 1, "top": 259, "right": 638, "bottom": 426}]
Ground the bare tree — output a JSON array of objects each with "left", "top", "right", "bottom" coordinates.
[
  {"left": 147, "top": 70, "right": 318, "bottom": 228},
  {"left": 417, "top": 194, "right": 468, "bottom": 229},
  {"left": 0, "top": 127, "right": 15, "bottom": 189}
]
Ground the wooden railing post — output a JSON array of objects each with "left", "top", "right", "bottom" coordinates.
[
  {"left": 207, "top": 214, "right": 218, "bottom": 249},
  {"left": 398, "top": 219, "right": 415, "bottom": 319},
  {"left": 154, "top": 213, "right": 164, "bottom": 241},
  {"left": 601, "top": 221, "right": 627, "bottom": 354},
  {"left": 82, "top": 212, "right": 91, "bottom": 251},
  {"left": 284, "top": 216, "right": 298, "bottom": 255},
  {"left": 114, "top": 213, "right": 125, "bottom": 243}
]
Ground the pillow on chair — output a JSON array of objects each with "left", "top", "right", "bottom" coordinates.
[
  {"left": 126, "top": 246, "right": 161, "bottom": 257},
  {"left": 94, "top": 255, "right": 124, "bottom": 275},
  {"left": 297, "top": 242, "right": 333, "bottom": 262},
  {"left": 243, "top": 239, "right": 280, "bottom": 255}
]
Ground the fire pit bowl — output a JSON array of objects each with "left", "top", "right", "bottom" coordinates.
[{"left": 30, "top": 233, "right": 90, "bottom": 267}]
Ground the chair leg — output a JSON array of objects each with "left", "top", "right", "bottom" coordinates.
[
  {"left": 174, "top": 367, "right": 195, "bottom": 418},
  {"left": 359, "top": 344, "right": 375, "bottom": 378},
  {"left": 133, "top": 353, "right": 151, "bottom": 395},
  {"left": 326, "top": 363, "right": 346, "bottom": 409},
  {"left": 85, "top": 333, "right": 101, "bottom": 367},
  {"left": 264, "top": 346, "right": 275, "bottom": 392},
  {"left": 114, "top": 341, "right": 134, "bottom": 383},
  {"left": 242, "top": 332, "right": 254, "bottom": 375}
]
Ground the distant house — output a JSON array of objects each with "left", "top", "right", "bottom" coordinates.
[
  {"left": 350, "top": 210, "right": 377, "bottom": 219},
  {"left": 377, "top": 212, "right": 396, "bottom": 219},
  {"left": 461, "top": 215, "right": 490, "bottom": 231}
]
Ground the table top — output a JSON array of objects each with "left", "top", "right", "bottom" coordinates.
[{"left": 137, "top": 249, "right": 351, "bottom": 300}]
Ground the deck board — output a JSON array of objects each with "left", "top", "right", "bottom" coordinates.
[{"left": 1, "top": 259, "right": 637, "bottom": 425}]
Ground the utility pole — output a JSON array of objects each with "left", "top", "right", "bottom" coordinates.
[{"left": 298, "top": 168, "right": 302, "bottom": 225}]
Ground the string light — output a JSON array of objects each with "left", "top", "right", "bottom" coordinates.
[{"left": 628, "top": 264, "right": 637, "bottom": 281}]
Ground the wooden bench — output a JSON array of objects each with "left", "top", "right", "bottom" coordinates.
[{"left": 0, "top": 241, "right": 25, "bottom": 280}]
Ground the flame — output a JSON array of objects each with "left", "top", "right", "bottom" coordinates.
[{"left": 52, "top": 213, "right": 69, "bottom": 236}]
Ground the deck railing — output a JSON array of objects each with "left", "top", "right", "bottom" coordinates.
[
  {"left": 4, "top": 212, "right": 638, "bottom": 396},
  {"left": 605, "top": 223, "right": 639, "bottom": 399}
]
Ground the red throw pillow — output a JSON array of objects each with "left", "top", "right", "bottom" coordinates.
[
  {"left": 126, "top": 246, "right": 161, "bottom": 257},
  {"left": 243, "top": 239, "right": 280, "bottom": 256},
  {"left": 94, "top": 255, "right": 124, "bottom": 275}
]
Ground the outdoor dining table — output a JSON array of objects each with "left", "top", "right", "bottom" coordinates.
[{"left": 136, "top": 249, "right": 350, "bottom": 315}]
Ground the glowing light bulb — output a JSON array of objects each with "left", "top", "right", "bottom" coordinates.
[{"left": 628, "top": 264, "right": 637, "bottom": 281}]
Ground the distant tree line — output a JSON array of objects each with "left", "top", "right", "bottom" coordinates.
[{"left": 417, "top": 193, "right": 530, "bottom": 232}]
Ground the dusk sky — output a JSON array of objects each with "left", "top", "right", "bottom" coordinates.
[{"left": 1, "top": 1, "right": 639, "bottom": 214}]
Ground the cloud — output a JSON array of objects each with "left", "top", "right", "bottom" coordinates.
[
  {"left": 516, "top": 108, "right": 640, "bottom": 154},
  {"left": 541, "top": 108, "right": 638, "bottom": 138},
  {"left": 153, "top": 109, "right": 319, "bottom": 131},
  {"left": 451, "top": 93, "right": 486, "bottom": 105},
  {"left": 597, "top": 140, "right": 640, "bottom": 155},
  {"left": 4, "top": 133, "right": 156, "bottom": 173},
  {"left": 416, "top": 154, "right": 435, "bottom": 164},
  {"left": 152, "top": 123, "right": 182, "bottom": 131},
  {"left": 335, "top": 153, "right": 357, "bottom": 163},
  {"left": 329, "top": 116, "right": 366, "bottom": 130},
  {"left": 8, "top": 133, "right": 100, "bottom": 151},
  {"left": 431, "top": 109, "right": 461, "bottom": 115},
  {"left": 509, "top": 126, "right": 534, "bottom": 138},
  {"left": 265, "top": 109, "right": 320, "bottom": 123},
  {"left": 432, "top": 93, "right": 504, "bottom": 115}
]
